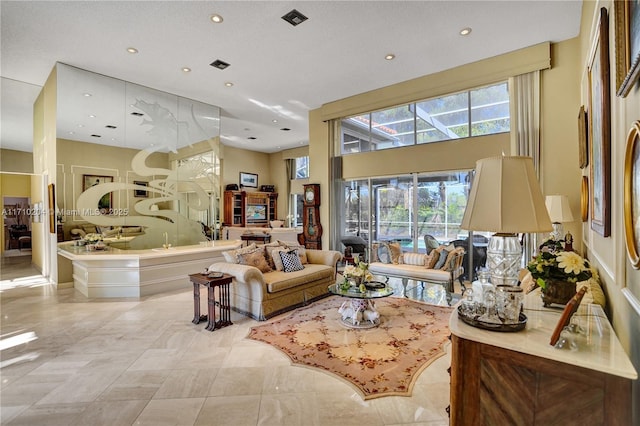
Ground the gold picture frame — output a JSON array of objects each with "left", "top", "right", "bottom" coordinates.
[
  {"left": 624, "top": 121, "right": 640, "bottom": 269},
  {"left": 581, "top": 176, "right": 589, "bottom": 222},
  {"left": 588, "top": 7, "right": 612, "bottom": 237},
  {"left": 578, "top": 105, "right": 588, "bottom": 169},
  {"left": 615, "top": 0, "right": 640, "bottom": 97},
  {"left": 48, "top": 183, "right": 56, "bottom": 233}
]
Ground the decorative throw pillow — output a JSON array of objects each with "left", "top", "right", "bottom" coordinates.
[
  {"left": 222, "top": 243, "right": 258, "bottom": 264},
  {"left": 440, "top": 247, "right": 464, "bottom": 271},
  {"left": 370, "top": 243, "right": 380, "bottom": 262},
  {"left": 284, "top": 243, "right": 308, "bottom": 264},
  {"left": 580, "top": 277, "right": 606, "bottom": 307},
  {"left": 280, "top": 250, "right": 304, "bottom": 272},
  {"left": 387, "top": 242, "right": 403, "bottom": 264},
  {"left": 433, "top": 248, "right": 449, "bottom": 269},
  {"left": 377, "top": 244, "right": 391, "bottom": 263},
  {"left": 424, "top": 250, "right": 438, "bottom": 269},
  {"left": 237, "top": 249, "right": 272, "bottom": 273},
  {"left": 403, "top": 252, "right": 427, "bottom": 266},
  {"left": 269, "top": 246, "right": 289, "bottom": 271}
]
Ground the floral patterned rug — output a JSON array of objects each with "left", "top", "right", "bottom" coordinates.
[{"left": 247, "top": 296, "right": 452, "bottom": 399}]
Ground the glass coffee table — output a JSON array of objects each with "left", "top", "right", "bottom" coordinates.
[{"left": 328, "top": 282, "right": 394, "bottom": 329}]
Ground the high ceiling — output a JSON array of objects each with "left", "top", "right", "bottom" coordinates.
[{"left": 1, "top": 1, "right": 582, "bottom": 154}]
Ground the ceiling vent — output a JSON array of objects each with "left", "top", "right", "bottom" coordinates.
[
  {"left": 105, "top": 125, "right": 117, "bottom": 129},
  {"left": 210, "top": 59, "right": 230, "bottom": 70},
  {"left": 248, "top": 137, "right": 257, "bottom": 140},
  {"left": 130, "top": 112, "right": 144, "bottom": 117},
  {"left": 281, "top": 9, "right": 308, "bottom": 26},
  {"left": 91, "top": 134, "right": 102, "bottom": 138},
  {"left": 280, "top": 127, "right": 291, "bottom": 131}
]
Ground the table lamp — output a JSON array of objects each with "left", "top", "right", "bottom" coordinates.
[
  {"left": 545, "top": 195, "right": 574, "bottom": 241},
  {"left": 461, "top": 156, "right": 552, "bottom": 286}
]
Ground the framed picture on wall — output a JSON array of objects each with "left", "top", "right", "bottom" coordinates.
[
  {"left": 239, "top": 172, "right": 258, "bottom": 188},
  {"left": 133, "top": 181, "right": 149, "bottom": 198},
  {"left": 578, "top": 105, "right": 588, "bottom": 169},
  {"left": 624, "top": 121, "right": 640, "bottom": 269},
  {"left": 82, "top": 174, "right": 113, "bottom": 214},
  {"left": 588, "top": 7, "right": 611, "bottom": 237},
  {"left": 615, "top": 0, "right": 640, "bottom": 97},
  {"left": 48, "top": 183, "right": 55, "bottom": 233}
]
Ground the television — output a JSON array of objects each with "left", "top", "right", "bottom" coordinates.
[{"left": 246, "top": 204, "right": 267, "bottom": 221}]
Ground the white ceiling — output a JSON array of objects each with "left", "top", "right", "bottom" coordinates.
[{"left": 0, "top": 0, "right": 582, "bottom": 154}]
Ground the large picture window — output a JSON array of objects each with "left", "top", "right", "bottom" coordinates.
[{"left": 341, "top": 82, "right": 509, "bottom": 154}]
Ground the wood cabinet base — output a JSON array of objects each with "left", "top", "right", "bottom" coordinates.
[{"left": 450, "top": 334, "right": 632, "bottom": 426}]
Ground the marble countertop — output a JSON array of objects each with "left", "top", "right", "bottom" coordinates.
[
  {"left": 58, "top": 240, "right": 240, "bottom": 260},
  {"left": 449, "top": 291, "right": 638, "bottom": 379}
]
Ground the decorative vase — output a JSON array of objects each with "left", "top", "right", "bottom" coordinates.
[{"left": 541, "top": 279, "right": 576, "bottom": 307}]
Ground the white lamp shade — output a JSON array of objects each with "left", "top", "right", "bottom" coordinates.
[
  {"left": 461, "top": 156, "right": 553, "bottom": 233},
  {"left": 545, "top": 195, "right": 574, "bottom": 223}
]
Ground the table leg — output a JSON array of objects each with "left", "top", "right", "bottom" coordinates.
[
  {"left": 216, "top": 283, "right": 233, "bottom": 328},
  {"left": 206, "top": 284, "right": 217, "bottom": 331},
  {"left": 192, "top": 282, "right": 205, "bottom": 324}
]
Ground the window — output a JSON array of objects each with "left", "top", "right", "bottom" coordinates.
[
  {"left": 340, "top": 82, "right": 509, "bottom": 154},
  {"left": 295, "top": 156, "right": 309, "bottom": 179}
]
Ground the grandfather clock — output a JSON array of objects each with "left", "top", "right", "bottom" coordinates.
[{"left": 302, "top": 183, "right": 322, "bottom": 249}]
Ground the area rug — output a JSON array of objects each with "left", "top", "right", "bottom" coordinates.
[{"left": 247, "top": 296, "right": 452, "bottom": 399}]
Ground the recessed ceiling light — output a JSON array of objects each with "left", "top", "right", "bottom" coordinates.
[
  {"left": 210, "top": 59, "right": 230, "bottom": 70},
  {"left": 68, "top": 131, "right": 75, "bottom": 135},
  {"left": 272, "top": 119, "right": 278, "bottom": 123},
  {"left": 224, "top": 82, "right": 234, "bottom": 87},
  {"left": 210, "top": 14, "right": 223, "bottom": 23},
  {"left": 385, "top": 54, "right": 395, "bottom": 61},
  {"left": 282, "top": 9, "right": 308, "bottom": 26},
  {"left": 77, "top": 124, "right": 84, "bottom": 128},
  {"left": 88, "top": 114, "right": 96, "bottom": 118},
  {"left": 127, "top": 47, "right": 138, "bottom": 54},
  {"left": 182, "top": 67, "right": 191, "bottom": 73},
  {"left": 460, "top": 27, "right": 472, "bottom": 36},
  {"left": 83, "top": 93, "right": 92, "bottom": 97}
]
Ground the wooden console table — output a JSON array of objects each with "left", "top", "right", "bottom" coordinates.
[
  {"left": 240, "top": 233, "right": 271, "bottom": 246},
  {"left": 189, "top": 273, "right": 233, "bottom": 331},
  {"left": 449, "top": 294, "right": 637, "bottom": 425}
]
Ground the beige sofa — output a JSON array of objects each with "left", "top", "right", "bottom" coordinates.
[
  {"left": 209, "top": 244, "right": 341, "bottom": 320},
  {"left": 368, "top": 242, "right": 465, "bottom": 294},
  {"left": 70, "top": 223, "right": 145, "bottom": 240}
]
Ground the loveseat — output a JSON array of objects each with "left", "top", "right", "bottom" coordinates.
[
  {"left": 368, "top": 241, "right": 465, "bottom": 294},
  {"left": 70, "top": 223, "right": 145, "bottom": 240},
  {"left": 209, "top": 241, "right": 341, "bottom": 320}
]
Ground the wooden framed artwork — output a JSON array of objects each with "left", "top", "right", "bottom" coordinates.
[
  {"left": 82, "top": 174, "right": 113, "bottom": 214},
  {"left": 615, "top": 0, "right": 640, "bottom": 97},
  {"left": 133, "top": 180, "right": 149, "bottom": 198},
  {"left": 239, "top": 172, "right": 258, "bottom": 188},
  {"left": 624, "top": 121, "right": 640, "bottom": 269},
  {"left": 581, "top": 176, "right": 589, "bottom": 222},
  {"left": 48, "top": 183, "right": 55, "bottom": 233},
  {"left": 588, "top": 7, "right": 611, "bottom": 237},
  {"left": 578, "top": 105, "right": 588, "bottom": 169}
]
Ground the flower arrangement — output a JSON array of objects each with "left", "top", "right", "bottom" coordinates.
[
  {"left": 83, "top": 233, "right": 103, "bottom": 244},
  {"left": 526, "top": 250, "right": 594, "bottom": 290},
  {"left": 341, "top": 259, "right": 373, "bottom": 292}
]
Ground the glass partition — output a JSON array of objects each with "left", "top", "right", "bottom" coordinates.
[{"left": 56, "top": 63, "right": 221, "bottom": 249}]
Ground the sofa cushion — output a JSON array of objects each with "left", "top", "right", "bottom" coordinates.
[
  {"left": 368, "top": 262, "right": 451, "bottom": 282},
  {"left": 280, "top": 250, "right": 304, "bottom": 272},
  {"left": 424, "top": 250, "right": 440, "bottom": 269},
  {"left": 222, "top": 243, "right": 258, "bottom": 263},
  {"left": 441, "top": 247, "right": 465, "bottom": 271},
  {"left": 402, "top": 252, "right": 427, "bottom": 266},
  {"left": 377, "top": 244, "right": 391, "bottom": 263},
  {"left": 264, "top": 264, "right": 334, "bottom": 293},
  {"left": 371, "top": 241, "right": 402, "bottom": 264},
  {"left": 238, "top": 248, "right": 272, "bottom": 273}
]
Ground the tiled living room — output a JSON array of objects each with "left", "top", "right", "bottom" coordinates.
[{"left": 1, "top": 1, "right": 639, "bottom": 425}]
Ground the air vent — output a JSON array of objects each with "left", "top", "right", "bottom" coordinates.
[
  {"left": 282, "top": 9, "right": 308, "bottom": 26},
  {"left": 105, "top": 125, "right": 117, "bottom": 129},
  {"left": 248, "top": 137, "right": 257, "bottom": 140},
  {"left": 280, "top": 128, "right": 291, "bottom": 131},
  {"left": 210, "top": 59, "right": 230, "bottom": 70},
  {"left": 131, "top": 112, "right": 144, "bottom": 117},
  {"left": 91, "top": 134, "right": 102, "bottom": 138}
]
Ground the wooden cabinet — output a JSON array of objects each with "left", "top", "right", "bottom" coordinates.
[
  {"left": 449, "top": 302, "right": 636, "bottom": 426},
  {"left": 223, "top": 191, "right": 277, "bottom": 227}
]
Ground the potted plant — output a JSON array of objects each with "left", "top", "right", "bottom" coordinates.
[{"left": 526, "top": 246, "right": 594, "bottom": 307}]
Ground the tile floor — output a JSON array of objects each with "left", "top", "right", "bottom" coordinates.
[{"left": 1, "top": 256, "right": 454, "bottom": 426}]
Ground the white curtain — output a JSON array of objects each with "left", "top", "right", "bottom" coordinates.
[{"left": 510, "top": 70, "right": 541, "bottom": 263}]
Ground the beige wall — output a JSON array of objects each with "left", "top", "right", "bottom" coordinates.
[
  {"left": 268, "top": 146, "right": 309, "bottom": 219},
  {"left": 0, "top": 173, "right": 33, "bottom": 254},
  {"left": 0, "top": 149, "right": 34, "bottom": 173},
  {"left": 577, "top": 1, "right": 640, "bottom": 408},
  {"left": 56, "top": 138, "right": 169, "bottom": 236}
]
